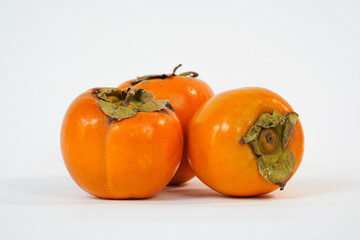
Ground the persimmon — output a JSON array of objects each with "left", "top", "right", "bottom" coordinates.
[
  {"left": 187, "top": 87, "right": 304, "bottom": 196},
  {"left": 60, "top": 87, "right": 183, "bottom": 199},
  {"left": 119, "top": 64, "right": 214, "bottom": 185}
]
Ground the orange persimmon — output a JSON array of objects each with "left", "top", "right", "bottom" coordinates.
[
  {"left": 187, "top": 87, "right": 304, "bottom": 196},
  {"left": 61, "top": 88, "right": 183, "bottom": 199},
  {"left": 119, "top": 65, "right": 214, "bottom": 185}
]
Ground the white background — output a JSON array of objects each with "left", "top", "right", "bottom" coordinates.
[{"left": 1, "top": 0, "right": 360, "bottom": 239}]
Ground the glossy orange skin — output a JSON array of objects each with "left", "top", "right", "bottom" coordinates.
[
  {"left": 119, "top": 76, "right": 214, "bottom": 185},
  {"left": 60, "top": 90, "right": 183, "bottom": 199},
  {"left": 187, "top": 87, "right": 304, "bottom": 196}
]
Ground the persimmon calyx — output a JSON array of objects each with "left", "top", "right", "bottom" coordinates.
[
  {"left": 130, "top": 64, "right": 199, "bottom": 85},
  {"left": 240, "top": 110, "right": 299, "bottom": 190},
  {"left": 92, "top": 87, "right": 174, "bottom": 121}
]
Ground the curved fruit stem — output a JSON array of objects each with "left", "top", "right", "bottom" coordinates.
[
  {"left": 172, "top": 64, "right": 182, "bottom": 75},
  {"left": 178, "top": 71, "right": 199, "bottom": 77},
  {"left": 122, "top": 88, "right": 135, "bottom": 107},
  {"left": 130, "top": 64, "right": 199, "bottom": 86},
  {"left": 241, "top": 110, "right": 299, "bottom": 190}
]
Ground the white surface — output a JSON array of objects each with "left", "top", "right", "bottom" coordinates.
[
  {"left": 1, "top": 163, "right": 360, "bottom": 239},
  {"left": 1, "top": 0, "right": 360, "bottom": 239}
]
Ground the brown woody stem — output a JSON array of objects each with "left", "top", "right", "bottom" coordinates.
[
  {"left": 123, "top": 88, "right": 135, "bottom": 107},
  {"left": 131, "top": 64, "right": 199, "bottom": 86},
  {"left": 172, "top": 64, "right": 182, "bottom": 75},
  {"left": 179, "top": 71, "right": 199, "bottom": 77}
]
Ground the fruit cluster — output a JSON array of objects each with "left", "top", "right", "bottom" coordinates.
[{"left": 60, "top": 65, "right": 304, "bottom": 199}]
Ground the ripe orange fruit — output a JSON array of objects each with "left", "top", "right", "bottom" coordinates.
[
  {"left": 61, "top": 88, "right": 183, "bottom": 199},
  {"left": 187, "top": 87, "right": 304, "bottom": 196},
  {"left": 119, "top": 65, "right": 214, "bottom": 185}
]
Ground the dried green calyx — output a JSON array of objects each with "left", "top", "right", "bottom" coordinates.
[
  {"left": 92, "top": 87, "right": 174, "bottom": 121},
  {"left": 130, "top": 64, "right": 199, "bottom": 86},
  {"left": 240, "top": 110, "right": 299, "bottom": 190}
]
